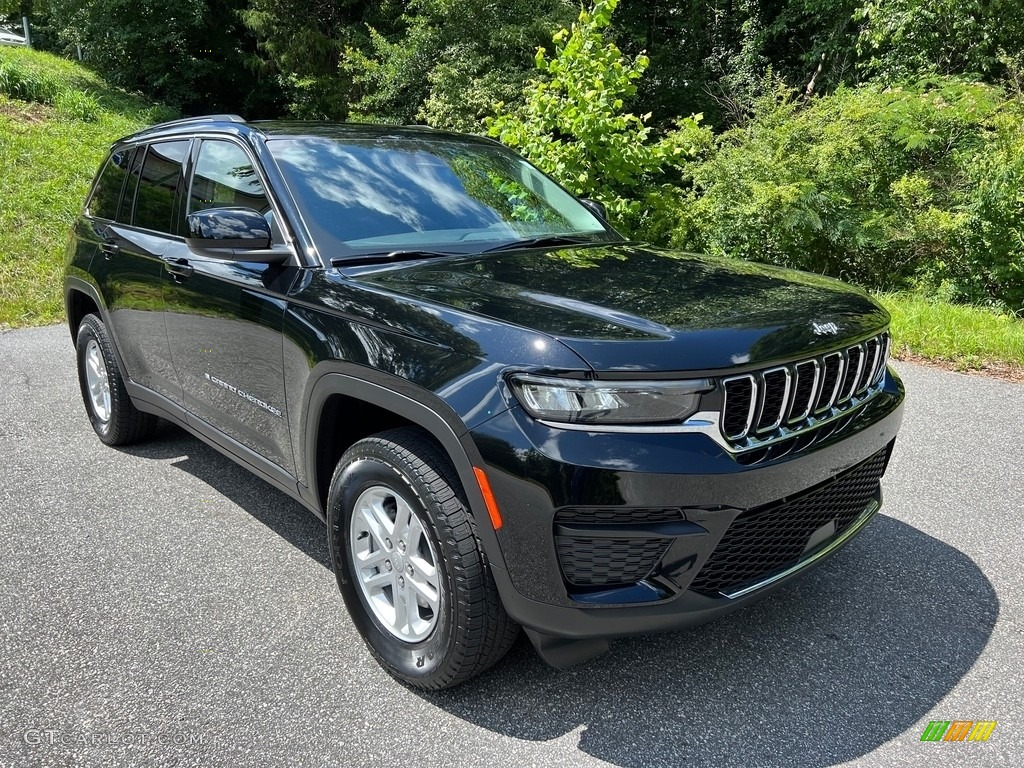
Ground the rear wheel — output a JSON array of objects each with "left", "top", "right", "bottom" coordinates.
[
  {"left": 327, "top": 427, "right": 519, "bottom": 689},
  {"left": 75, "top": 314, "right": 157, "bottom": 445}
]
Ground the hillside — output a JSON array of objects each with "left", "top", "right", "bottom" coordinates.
[
  {"left": 0, "top": 46, "right": 175, "bottom": 328},
  {"left": 0, "top": 46, "right": 1021, "bottom": 376}
]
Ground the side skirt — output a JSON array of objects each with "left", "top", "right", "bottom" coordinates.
[{"left": 125, "top": 381, "right": 321, "bottom": 519}]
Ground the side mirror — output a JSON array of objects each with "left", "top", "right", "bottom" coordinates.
[
  {"left": 186, "top": 207, "right": 271, "bottom": 250},
  {"left": 580, "top": 198, "right": 608, "bottom": 222}
]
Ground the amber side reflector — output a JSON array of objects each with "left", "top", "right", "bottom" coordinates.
[{"left": 472, "top": 467, "right": 503, "bottom": 530}]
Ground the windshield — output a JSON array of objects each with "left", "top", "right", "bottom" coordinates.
[{"left": 266, "top": 135, "right": 621, "bottom": 259}]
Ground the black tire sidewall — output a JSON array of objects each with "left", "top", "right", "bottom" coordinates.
[
  {"left": 328, "top": 455, "right": 457, "bottom": 683},
  {"left": 75, "top": 317, "right": 114, "bottom": 440}
]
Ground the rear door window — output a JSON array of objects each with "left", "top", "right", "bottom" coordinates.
[{"left": 131, "top": 140, "right": 192, "bottom": 234}]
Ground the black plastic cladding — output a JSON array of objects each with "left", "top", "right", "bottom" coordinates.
[
  {"left": 556, "top": 537, "right": 672, "bottom": 586},
  {"left": 550, "top": 445, "right": 890, "bottom": 595}
]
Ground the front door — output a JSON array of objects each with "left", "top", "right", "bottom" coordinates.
[{"left": 163, "top": 138, "right": 295, "bottom": 474}]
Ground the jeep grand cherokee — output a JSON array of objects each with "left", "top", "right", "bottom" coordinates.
[{"left": 63, "top": 115, "right": 905, "bottom": 689}]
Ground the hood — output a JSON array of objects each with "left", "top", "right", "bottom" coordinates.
[{"left": 352, "top": 244, "right": 889, "bottom": 373}]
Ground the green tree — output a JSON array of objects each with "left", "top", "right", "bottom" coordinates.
[
  {"left": 240, "top": 0, "right": 378, "bottom": 119},
  {"left": 487, "top": 0, "right": 712, "bottom": 234},
  {"left": 343, "top": 0, "right": 575, "bottom": 130},
  {"left": 48, "top": 0, "right": 280, "bottom": 115},
  {"left": 857, "top": 0, "right": 1024, "bottom": 82}
]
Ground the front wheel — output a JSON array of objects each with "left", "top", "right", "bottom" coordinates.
[{"left": 327, "top": 428, "right": 519, "bottom": 689}]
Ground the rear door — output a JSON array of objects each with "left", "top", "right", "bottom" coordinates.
[
  {"left": 88, "top": 140, "right": 191, "bottom": 406},
  {"left": 162, "top": 137, "right": 296, "bottom": 475}
]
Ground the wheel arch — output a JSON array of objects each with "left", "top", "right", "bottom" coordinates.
[
  {"left": 64, "top": 277, "right": 105, "bottom": 340},
  {"left": 303, "top": 369, "right": 510, "bottom": 574}
]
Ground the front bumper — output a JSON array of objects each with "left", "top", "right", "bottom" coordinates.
[{"left": 470, "top": 368, "right": 905, "bottom": 640}]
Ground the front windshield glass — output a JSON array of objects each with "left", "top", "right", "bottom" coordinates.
[{"left": 266, "top": 135, "right": 620, "bottom": 258}]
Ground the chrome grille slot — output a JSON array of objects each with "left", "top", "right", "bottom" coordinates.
[
  {"left": 858, "top": 338, "right": 879, "bottom": 393},
  {"left": 838, "top": 344, "right": 864, "bottom": 402},
  {"left": 788, "top": 361, "right": 819, "bottom": 423},
  {"left": 815, "top": 353, "right": 844, "bottom": 412},
  {"left": 873, "top": 334, "right": 890, "bottom": 384},
  {"left": 755, "top": 368, "right": 791, "bottom": 432},
  {"left": 722, "top": 375, "right": 756, "bottom": 440}
]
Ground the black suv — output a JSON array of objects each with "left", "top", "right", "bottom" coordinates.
[{"left": 64, "top": 115, "right": 904, "bottom": 689}]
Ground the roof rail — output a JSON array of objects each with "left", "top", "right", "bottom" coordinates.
[{"left": 149, "top": 114, "right": 246, "bottom": 129}]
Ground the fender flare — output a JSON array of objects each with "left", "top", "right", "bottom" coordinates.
[
  {"left": 64, "top": 274, "right": 108, "bottom": 334},
  {"left": 302, "top": 366, "right": 510, "bottom": 575},
  {"left": 64, "top": 275, "right": 133, "bottom": 384}
]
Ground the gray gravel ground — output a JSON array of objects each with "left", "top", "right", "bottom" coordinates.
[{"left": 0, "top": 324, "right": 1021, "bottom": 767}]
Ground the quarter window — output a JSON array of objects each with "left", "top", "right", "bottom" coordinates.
[
  {"left": 189, "top": 140, "right": 269, "bottom": 215},
  {"left": 132, "top": 140, "right": 191, "bottom": 234},
  {"left": 87, "top": 150, "right": 131, "bottom": 221}
]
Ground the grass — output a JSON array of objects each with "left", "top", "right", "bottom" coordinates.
[
  {"left": 0, "top": 46, "right": 175, "bottom": 328},
  {"left": 879, "top": 293, "right": 1024, "bottom": 375}
]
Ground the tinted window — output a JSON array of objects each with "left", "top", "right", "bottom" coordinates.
[
  {"left": 266, "top": 136, "right": 612, "bottom": 255},
  {"left": 87, "top": 150, "right": 130, "bottom": 220},
  {"left": 132, "top": 140, "right": 191, "bottom": 233},
  {"left": 189, "top": 140, "right": 269, "bottom": 215},
  {"left": 120, "top": 147, "right": 146, "bottom": 224}
]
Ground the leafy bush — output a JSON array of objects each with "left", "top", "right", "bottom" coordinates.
[
  {"left": 961, "top": 108, "right": 1024, "bottom": 311},
  {"left": 674, "top": 78, "right": 1024, "bottom": 310},
  {"left": 486, "top": 0, "right": 712, "bottom": 235}
]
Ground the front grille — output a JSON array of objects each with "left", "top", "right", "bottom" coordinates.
[
  {"left": 556, "top": 536, "right": 671, "bottom": 586},
  {"left": 721, "top": 332, "right": 889, "bottom": 445},
  {"left": 688, "top": 447, "right": 889, "bottom": 596}
]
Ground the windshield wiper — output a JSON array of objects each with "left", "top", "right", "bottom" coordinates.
[
  {"left": 331, "top": 249, "right": 458, "bottom": 267},
  {"left": 481, "top": 235, "right": 594, "bottom": 253}
]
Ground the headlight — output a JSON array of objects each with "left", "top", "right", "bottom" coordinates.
[{"left": 508, "top": 374, "right": 712, "bottom": 425}]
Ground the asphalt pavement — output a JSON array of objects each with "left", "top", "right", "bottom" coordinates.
[{"left": 0, "top": 324, "right": 1021, "bottom": 767}]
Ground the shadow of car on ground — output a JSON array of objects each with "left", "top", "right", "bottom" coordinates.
[{"left": 123, "top": 424, "right": 998, "bottom": 767}]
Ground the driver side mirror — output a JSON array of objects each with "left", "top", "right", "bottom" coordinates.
[{"left": 186, "top": 207, "right": 271, "bottom": 250}]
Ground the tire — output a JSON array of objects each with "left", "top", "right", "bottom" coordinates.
[
  {"left": 327, "top": 427, "right": 519, "bottom": 689},
  {"left": 75, "top": 313, "right": 158, "bottom": 446}
]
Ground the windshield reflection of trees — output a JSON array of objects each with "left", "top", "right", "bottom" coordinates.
[{"left": 271, "top": 137, "right": 593, "bottom": 250}]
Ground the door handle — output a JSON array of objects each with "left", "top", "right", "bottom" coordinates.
[
  {"left": 164, "top": 258, "right": 194, "bottom": 279},
  {"left": 99, "top": 242, "right": 120, "bottom": 259}
]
